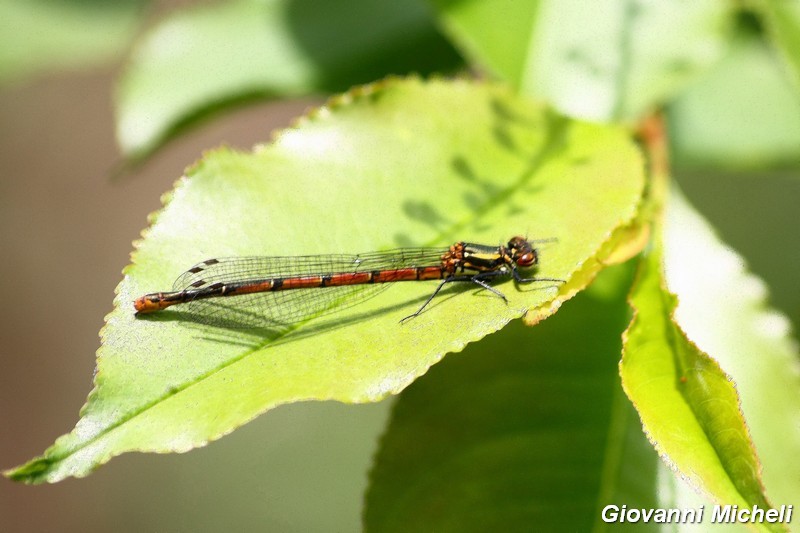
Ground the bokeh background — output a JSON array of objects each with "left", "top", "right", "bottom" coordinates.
[{"left": 2, "top": 1, "right": 798, "bottom": 532}]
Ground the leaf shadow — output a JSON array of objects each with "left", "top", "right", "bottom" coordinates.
[{"left": 443, "top": 101, "right": 569, "bottom": 234}]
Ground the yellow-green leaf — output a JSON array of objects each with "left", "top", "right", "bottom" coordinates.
[
  {"left": 663, "top": 186, "right": 800, "bottom": 515},
  {"left": 7, "top": 78, "right": 644, "bottom": 483},
  {"left": 621, "top": 186, "right": 787, "bottom": 532}
]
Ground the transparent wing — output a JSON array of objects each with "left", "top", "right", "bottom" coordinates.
[{"left": 171, "top": 248, "right": 448, "bottom": 327}]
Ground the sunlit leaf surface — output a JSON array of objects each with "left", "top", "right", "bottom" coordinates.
[{"left": 8, "top": 78, "right": 644, "bottom": 483}]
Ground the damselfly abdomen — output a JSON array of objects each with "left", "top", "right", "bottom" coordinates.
[{"left": 134, "top": 236, "right": 561, "bottom": 326}]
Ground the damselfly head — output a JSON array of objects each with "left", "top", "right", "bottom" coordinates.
[{"left": 507, "top": 236, "right": 538, "bottom": 267}]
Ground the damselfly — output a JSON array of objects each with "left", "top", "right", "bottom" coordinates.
[{"left": 134, "top": 236, "right": 561, "bottom": 326}]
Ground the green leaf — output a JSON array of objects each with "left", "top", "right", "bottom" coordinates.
[
  {"left": 755, "top": 0, "right": 800, "bottom": 88},
  {"left": 116, "top": 0, "right": 461, "bottom": 163},
  {"left": 7, "top": 78, "right": 644, "bottom": 483},
  {"left": 426, "top": 0, "right": 541, "bottom": 90},
  {"left": 364, "top": 263, "right": 664, "bottom": 530},
  {"left": 621, "top": 187, "right": 790, "bottom": 532},
  {"left": 0, "top": 0, "right": 144, "bottom": 85},
  {"left": 663, "top": 187, "right": 800, "bottom": 514},
  {"left": 429, "top": 0, "right": 733, "bottom": 121},
  {"left": 668, "top": 34, "right": 800, "bottom": 170},
  {"left": 655, "top": 459, "right": 753, "bottom": 532}
]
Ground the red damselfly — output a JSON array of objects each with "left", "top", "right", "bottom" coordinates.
[{"left": 134, "top": 236, "right": 561, "bottom": 326}]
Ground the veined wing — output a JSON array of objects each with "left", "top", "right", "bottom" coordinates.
[{"left": 171, "top": 247, "right": 448, "bottom": 327}]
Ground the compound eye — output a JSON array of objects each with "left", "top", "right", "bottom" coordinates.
[{"left": 515, "top": 251, "right": 537, "bottom": 267}]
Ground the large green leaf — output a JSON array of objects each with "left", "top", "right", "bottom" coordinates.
[
  {"left": 429, "top": 0, "right": 733, "bottom": 122},
  {"left": 364, "top": 263, "right": 664, "bottom": 530},
  {"left": 426, "top": 0, "right": 541, "bottom": 90},
  {"left": 668, "top": 34, "right": 800, "bottom": 170},
  {"left": 0, "top": 0, "right": 144, "bottom": 85},
  {"left": 7, "top": 78, "right": 644, "bottom": 483},
  {"left": 621, "top": 187, "right": 793, "bottom": 532},
  {"left": 116, "top": 0, "right": 461, "bottom": 163},
  {"left": 663, "top": 187, "right": 800, "bottom": 514}
]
